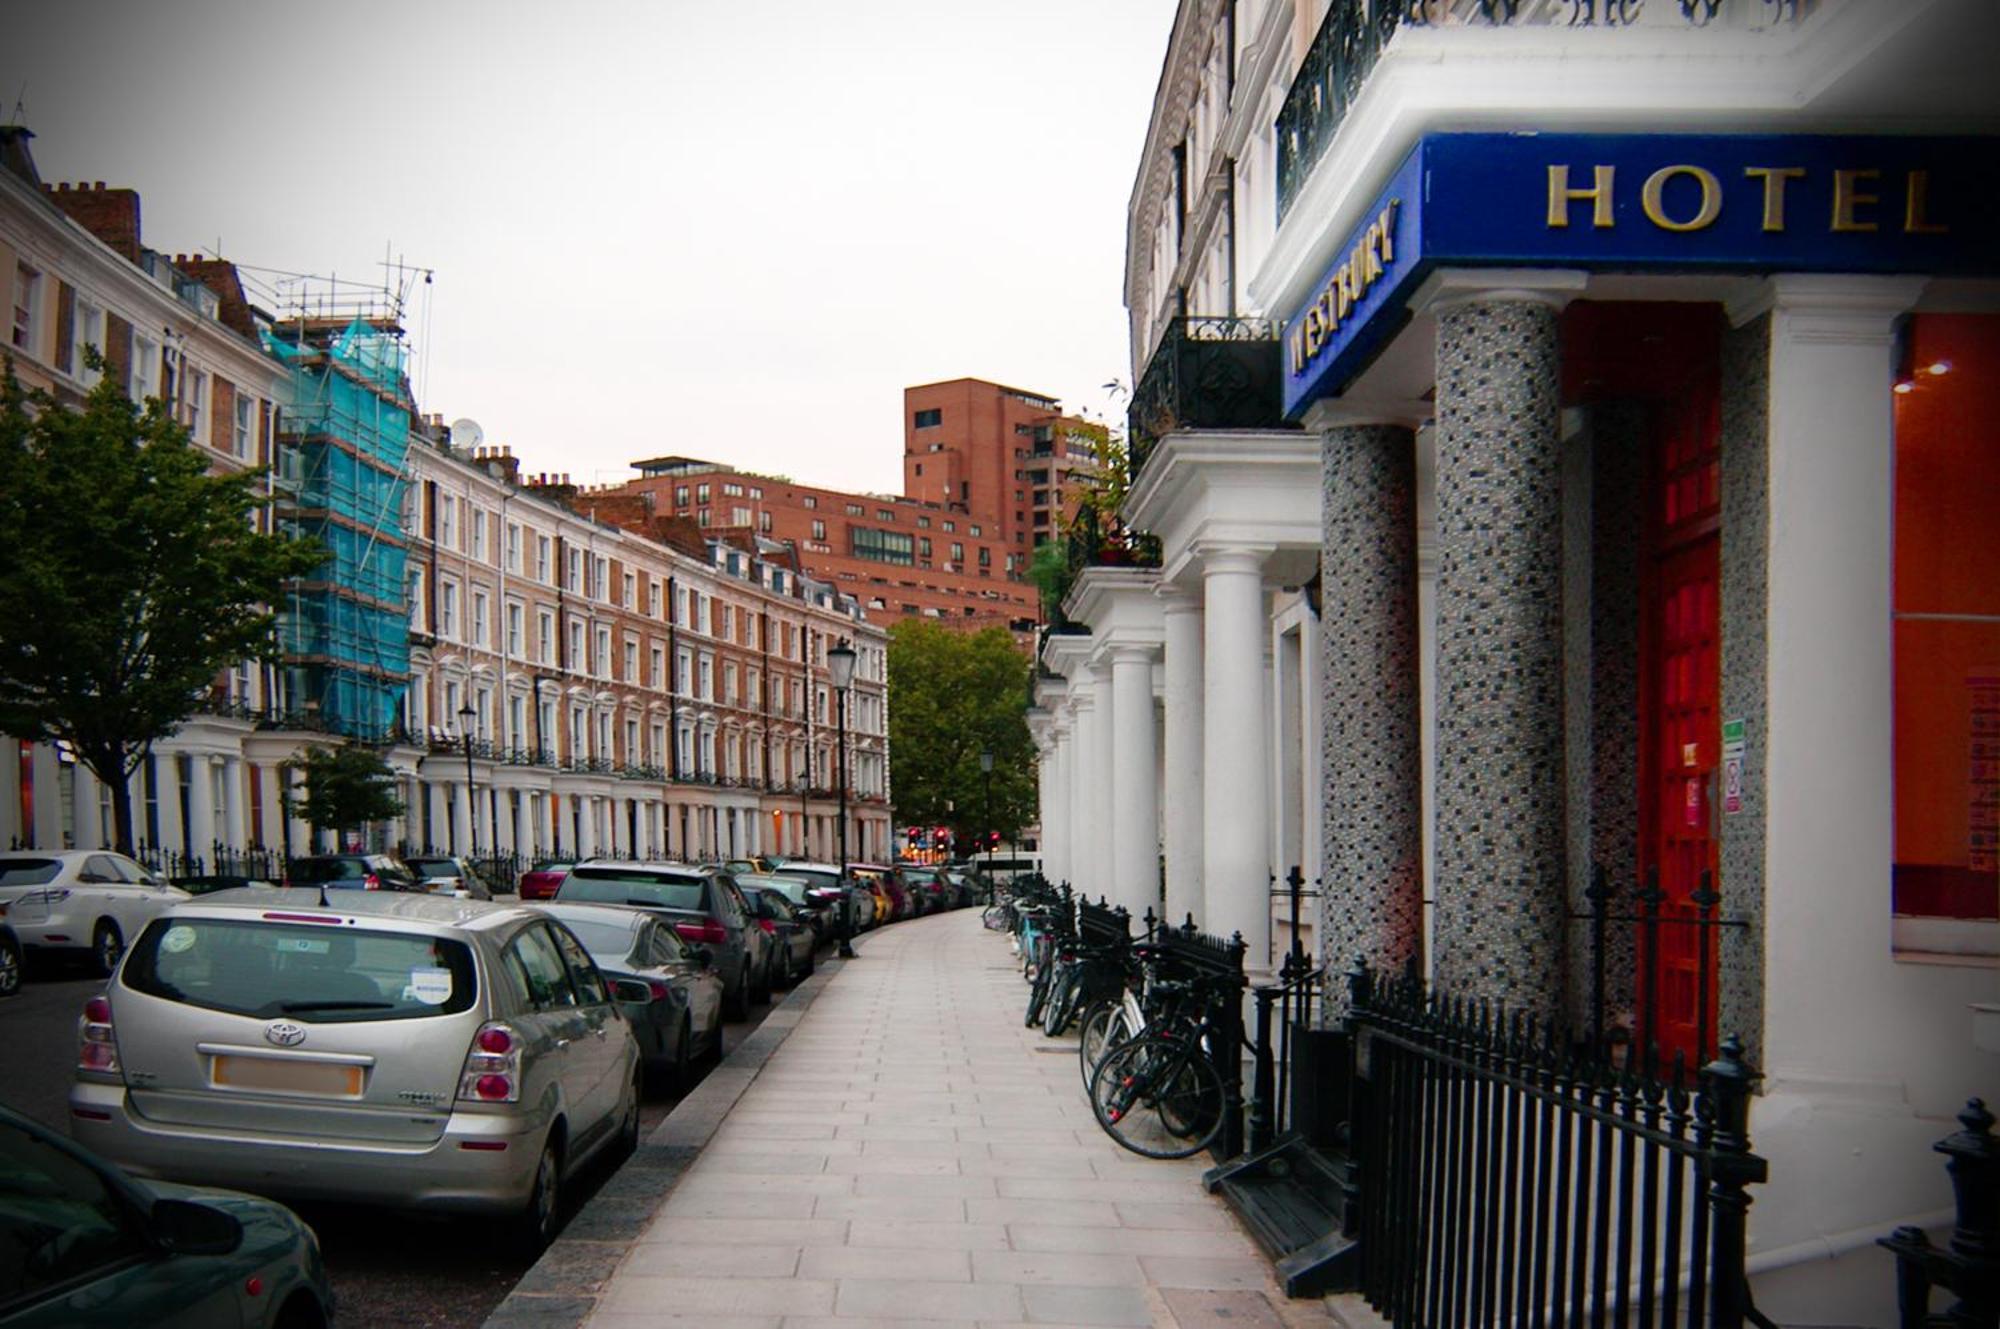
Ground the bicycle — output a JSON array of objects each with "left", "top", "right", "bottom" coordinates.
[{"left": 1087, "top": 976, "right": 1236, "bottom": 1159}]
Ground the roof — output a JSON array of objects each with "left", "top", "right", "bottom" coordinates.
[{"left": 165, "top": 886, "right": 531, "bottom": 933}]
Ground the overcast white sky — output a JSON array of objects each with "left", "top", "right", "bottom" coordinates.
[{"left": 3, "top": 1, "right": 1176, "bottom": 494}]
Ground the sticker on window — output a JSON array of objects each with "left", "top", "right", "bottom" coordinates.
[
  {"left": 277, "top": 937, "right": 330, "bottom": 955},
  {"left": 160, "top": 925, "right": 197, "bottom": 955},
  {"left": 405, "top": 968, "right": 453, "bottom": 1005}
]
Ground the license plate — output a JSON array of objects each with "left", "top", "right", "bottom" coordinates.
[{"left": 211, "top": 1054, "right": 364, "bottom": 1097}]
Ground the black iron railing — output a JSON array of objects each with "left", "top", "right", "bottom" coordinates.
[
  {"left": 1128, "top": 317, "right": 1294, "bottom": 481},
  {"left": 1880, "top": 1099, "right": 1999, "bottom": 1328},
  {"left": 1569, "top": 864, "right": 1749, "bottom": 1065},
  {"left": 1274, "top": 0, "right": 1818, "bottom": 223},
  {"left": 1348, "top": 960, "right": 1772, "bottom": 1329}
]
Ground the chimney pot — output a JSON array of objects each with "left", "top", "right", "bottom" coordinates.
[{"left": 94, "top": 181, "right": 105, "bottom": 190}]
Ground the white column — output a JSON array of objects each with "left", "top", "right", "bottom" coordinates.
[
  {"left": 186, "top": 755, "right": 217, "bottom": 861},
  {"left": 1033, "top": 735, "right": 1057, "bottom": 882},
  {"left": 515, "top": 790, "right": 534, "bottom": 861},
  {"left": 1069, "top": 683, "right": 1100, "bottom": 894},
  {"left": 69, "top": 762, "right": 101, "bottom": 850},
  {"left": 1045, "top": 716, "right": 1072, "bottom": 886},
  {"left": 1160, "top": 588, "right": 1205, "bottom": 928},
  {"left": 1201, "top": 544, "right": 1271, "bottom": 960},
  {"left": 221, "top": 758, "right": 247, "bottom": 851},
  {"left": 1760, "top": 275, "right": 1926, "bottom": 1087},
  {"left": 451, "top": 783, "right": 473, "bottom": 857},
  {"left": 1109, "top": 644, "right": 1160, "bottom": 918}
]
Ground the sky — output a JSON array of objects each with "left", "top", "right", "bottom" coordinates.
[{"left": 2, "top": 0, "right": 1178, "bottom": 495}]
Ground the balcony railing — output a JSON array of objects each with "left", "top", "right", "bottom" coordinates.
[
  {"left": 1274, "top": 0, "right": 1817, "bottom": 223},
  {"left": 1128, "top": 316, "right": 1294, "bottom": 480}
]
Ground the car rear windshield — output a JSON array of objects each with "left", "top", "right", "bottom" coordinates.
[
  {"left": 0, "top": 859, "right": 61, "bottom": 886},
  {"left": 406, "top": 859, "right": 458, "bottom": 877},
  {"left": 122, "top": 917, "right": 478, "bottom": 1022},
  {"left": 775, "top": 869, "right": 838, "bottom": 893},
  {"left": 548, "top": 915, "right": 637, "bottom": 963},
  {"left": 287, "top": 859, "right": 367, "bottom": 882},
  {"left": 560, "top": 869, "right": 706, "bottom": 912}
]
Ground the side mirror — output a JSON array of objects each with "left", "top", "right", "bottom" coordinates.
[
  {"left": 609, "top": 978, "right": 653, "bottom": 1005},
  {"left": 150, "top": 1198, "right": 244, "bottom": 1256}
]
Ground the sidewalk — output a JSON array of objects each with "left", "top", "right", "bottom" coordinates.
[{"left": 576, "top": 908, "right": 1343, "bottom": 1329}]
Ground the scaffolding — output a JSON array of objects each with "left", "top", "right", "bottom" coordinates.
[{"left": 263, "top": 312, "right": 414, "bottom": 739}]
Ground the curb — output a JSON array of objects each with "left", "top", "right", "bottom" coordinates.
[{"left": 481, "top": 944, "right": 856, "bottom": 1328}]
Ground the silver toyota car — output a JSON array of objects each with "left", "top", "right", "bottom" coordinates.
[{"left": 68, "top": 890, "right": 645, "bottom": 1253}]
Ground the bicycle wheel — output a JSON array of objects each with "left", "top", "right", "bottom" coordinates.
[
  {"left": 1042, "top": 967, "right": 1080, "bottom": 1036},
  {"left": 1024, "top": 959, "right": 1055, "bottom": 1028},
  {"left": 1088, "top": 1033, "right": 1226, "bottom": 1160},
  {"left": 1076, "top": 1001, "right": 1131, "bottom": 1091},
  {"left": 981, "top": 902, "right": 1012, "bottom": 932}
]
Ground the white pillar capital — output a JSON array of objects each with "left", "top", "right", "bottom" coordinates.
[
  {"left": 1194, "top": 542, "right": 1270, "bottom": 580},
  {"left": 1755, "top": 273, "right": 1929, "bottom": 343},
  {"left": 1104, "top": 641, "right": 1159, "bottom": 668},
  {"left": 1411, "top": 267, "right": 1588, "bottom": 318}
]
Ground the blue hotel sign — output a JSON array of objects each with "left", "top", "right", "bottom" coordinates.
[{"left": 1283, "top": 133, "right": 2000, "bottom": 417}]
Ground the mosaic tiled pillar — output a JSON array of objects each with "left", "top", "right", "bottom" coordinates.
[
  {"left": 1318, "top": 422, "right": 1423, "bottom": 1013},
  {"left": 1432, "top": 296, "right": 1568, "bottom": 1021},
  {"left": 1159, "top": 589, "right": 1206, "bottom": 927}
]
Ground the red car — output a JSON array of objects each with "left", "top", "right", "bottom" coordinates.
[{"left": 517, "top": 859, "right": 573, "bottom": 900}]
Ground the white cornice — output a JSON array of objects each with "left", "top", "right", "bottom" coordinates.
[{"left": 1124, "top": 430, "right": 1323, "bottom": 587}]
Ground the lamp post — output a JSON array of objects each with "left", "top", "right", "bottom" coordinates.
[
  {"left": 979, "top": 747, "right": 994, "bottom": 882},
  {"left": 827, "top": 637, "right": 857, "bottom": 959},
  {"left": 459, "top": 701, "right": 478, "bottom": 858}
]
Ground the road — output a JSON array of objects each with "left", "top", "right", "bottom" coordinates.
[{"left": 0, "top": 943, "right": 787, "bottom": 1329}]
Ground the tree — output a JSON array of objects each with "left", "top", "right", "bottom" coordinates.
[
  {"left": 0, "top": 357, "right": 325, "bottom": 853},
  {"left": 285, "top": 744, "right": 404, "bottom": 851},
  {"left": 886, "top": 620, "right": 1036, "bottom": 855}
]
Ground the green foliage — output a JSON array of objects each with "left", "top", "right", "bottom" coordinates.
[
  {"left": 0, "top": 354, "right": 325, "bottom": 851},
  {"left": 886, "top": 620, "right": 1035, "bottom": 852},
  {"left": 285, "top": 743, "right": 404, "bottom": 840}
]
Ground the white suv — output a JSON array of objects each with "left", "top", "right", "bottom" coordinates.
[{"left": 0, "top": 851, "right": 190, "bottom": 974}]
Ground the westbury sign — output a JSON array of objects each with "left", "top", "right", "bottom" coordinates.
[{"left": 1281, "top": 132, "right": 2000, "bottom": 417}]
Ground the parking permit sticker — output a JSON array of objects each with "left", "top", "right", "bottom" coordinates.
[
  {"left": 276, "top": 937, "right": 330, "bottom": 955},
  {"left": 405, "top": 968, "right": 452, "bottom": 1005},
  {"left": 160, "top": 926, "right": 196, "bottom": 954}
]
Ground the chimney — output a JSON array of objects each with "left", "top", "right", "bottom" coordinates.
[
  {"left": 1, "top": 126, "right": 40, "bottom": 187},
  {"left": 42, "top": 177, "right": 144, "bottom": 264}
]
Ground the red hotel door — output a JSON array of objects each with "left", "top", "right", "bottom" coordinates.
[{"left": 1639, "top": 376, "right": 1721, "bottom": 1066}]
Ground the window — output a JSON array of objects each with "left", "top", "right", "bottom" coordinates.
[
  {"left": 716, "top": 604, "right": 732, "bottom": 642},
  {"left": 506, "top": 522, "right": 522, "bottom": 573},
  {"left": 695, "top": 482, "right": 710, "bottom": 503},
  {"left": 852, "top": 526, "right": 915, "bottom": 567},
  {"left": 509, "top": 695, "right": 526, "bottom": 748},
  {"left": 507, "top": 926, "right": 577, "bottom": 1010},
  {"left": 232, "top": 393, "right": 252, "bottom": 459},
  {"left": 68, "top": 298, "right": 103, "bottom": 385},
  {"left": 914, "top": 408, "right": 941, "bottom": 428},
  {"left": 647, "top": 579, "right": 661, "bottom": 618},
  {"left": 624, "top": 637, "right": 638, "bottom": 681},
  {"left": 470, "top": 506, "right": 488, "bottom": 561},
  {"left": 978, "top": 546, "right": 991, "bottom": 568},
  {"left": 568, "top": 619, "right": 585, "bottom": 670},
  {"left": 759, "top": 511, "right": 773, "bottom": 533},
  {"left": 748, "top": 486, "right": 763, "bottom": 500},
  {"left": 845, "top": 502, "right": 863, "bottom": 516},
  {"left": 183, "top": 367, "right": 208, "bottom": 442},
  {"left": 507, "top": 602, "right": 524, "bottom": 657},
  {"left": 675, "top": 485, "right": 689, "bottom": 507},
  {"left": 724, "top": 662, "right": 738, "bottom": 705},
  {"left": 811, "top": 519, "right": 826, "bottom": 541},
  {"left": 803, "top": 495, "right": 818, "bottom": 510},
  {"left": 970, "top": 524, "right": 982, "bottom": 537},
  {"left": 878, "top": 509, "right": 894, "bottom": 522},
  {"left": 565, "top": 548, "right": 581, "bottom": 592},
  {"left": 593, "top": 556, "right": 609, "bottom": 601},
  {"left": 943, "top": 520, "right": 955, "bottom": 533},
  {"left": 440, "top": 580, "right": 460, "bottom": 638},
  {"left": 595, "top": 626, "right": 612, "bottom": 678},
  {"left": 650, "top": 645, "right": 665, "bottom": 688},
  {"left": 917, "top": 515, "right": 930, "bottom": 528},
  {"left": 408, "top": 571, "right": 426, "bottom": 631},
  {"left": 536, "top": 534, "right": 551, "bottom": 583},
  {"left": 723, "top": 482, "right": 743, "bottom": 497},
  {"left": 951, "top": 543, "right": 964, "bottom": 564},
  {"left": 439, "top": 495, "right": 459, "bottom": 550},
  {"left": 697, "top": 509, "right": 710, "bottom": 527},
  {"left": 676, "top": 648, "right": 692, "bottom": 695},
  {"left": 698, "top": 655, "right": 713, "bottom": 701},
  {"left": 130, "top": 332, "right": 159, "bottom": 403},
  {"left": 731, "top": 506, "right": 752, "bottom": 525},
  {"left": 10, "top": 261, "right": 37, "bottom": 353},
  {"left": 623, "top": 572, "right": 636, "bottom": 609},
  {"left": 472, "top": 590, "right": 489, "bottom": 648},
  {"left": 538, "top": 609, "right": 555, "bottom": 664}
]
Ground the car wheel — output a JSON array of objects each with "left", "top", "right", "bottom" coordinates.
[
  {"left": 671, "top": 1019, "right": 695, "bottom": 1094},
  {"left": 0, "top": 933, "right": 20, "bottom": 998},
  {"left": 509, "top": 1135, "right": 563, "bottom": 1256},
  {"left": 724, "top": 965, "right": 751, "bottom": 1022},
  {"left": 92, "top": 920, "right": 123, "bottom": 977}
]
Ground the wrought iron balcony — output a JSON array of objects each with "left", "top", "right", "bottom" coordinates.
[
  {"left": 1128, "top": 316, "right": 1294, "bottom": 480},
  {"left": 1275, "top": 0, "right": 1817, "bottom": 223}
]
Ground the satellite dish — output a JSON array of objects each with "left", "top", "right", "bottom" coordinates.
[{"left": 449, "top": 417, "right": 485, "bottom": 451}]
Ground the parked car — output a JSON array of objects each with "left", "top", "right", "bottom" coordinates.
[
  {"left": 737, "top": 880, "right": 816, "bottom": 987},
  {"left": 765, "top": 862, "right": 856, "bottom": 930},
  {"left": 554, "top": 863, "right": 770, "bottom": 1021},
  {"left": 69, "top": 890, "right": 647, "bottom": 1255},
  {"left": 529, "top": 901, "right": 725, "bottom": 1092},
  {"left": 285, "top": 853, "right": 422, "bottom": 894},
  {"left": 517, "top": 860, "right": 573, "bottom": 901},
  {"left": 749, "top": 872, "right": 833, "bottom": 940},
  {"left": 723, "top": 857, "right": 777, "bottom": 876},
  {"left": 0, "top": 901, "right": 20, "bottom": 998},
  {"left": 0, "top": 1101, "right": 335, "bottom": 1329},
  {"left": 404, "top": 855, "right": 496, "bottom": 900},
  {"left": 895, "top": 866, "right": 948, "bottom": 915},
  {"left": 0, "top": 851, "right": 192, "bottom": 976},
  {"left": 847, "top": 865, "right": 896, "bottom": 927}
]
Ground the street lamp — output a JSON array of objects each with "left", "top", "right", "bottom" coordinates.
[
  {"left": 827, "top": 637, "right": 857, "bottom": 960},
  {"left": 979, "top": 747, "right": 994, "bottom": 882},
  {"left": 459, "top": 701, "right": 478, "bottom": 858}
]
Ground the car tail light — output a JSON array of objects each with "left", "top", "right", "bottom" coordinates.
[
  {"left": 458, "top": 1022, "right": 523, "bottom": 1103},
  {"left": 28, "top": 888, "right": 71, "bottom": 906},
  {"left": 647, "top": 980, "right": 672, "bottom": 1002},
  {"left": 757, "top": 918, "right": 776, "bottom": 935},
  {"left": 78, "top": 995, "right": 121, "bottom": 1076},
  {"left": 363, "top": 873, "right": 381, "bottom": 891},
  {"left": 674, "top": 919, "right": 728, "bottom": 945}
]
